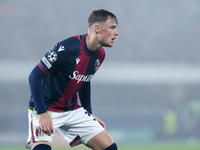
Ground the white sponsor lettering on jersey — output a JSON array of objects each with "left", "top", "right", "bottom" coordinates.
[{"left": 69, "top": 71, "right": 93, "bottom": 83}]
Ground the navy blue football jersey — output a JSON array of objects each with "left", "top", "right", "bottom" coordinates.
[{"left": 29, "top": 34, "right": 105, "bottom": 114}]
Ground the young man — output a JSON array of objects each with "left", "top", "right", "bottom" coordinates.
[{"left": 26, "top": 9, "right": 118, "bottom": 150}]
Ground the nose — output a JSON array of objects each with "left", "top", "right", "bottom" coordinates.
[{"left": 114, "top": 28, "right": 119, "bottom": 36}]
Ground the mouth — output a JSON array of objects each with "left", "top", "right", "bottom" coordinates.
[{"left": 111, "top": 37, "right": 116, "bottom": 43}]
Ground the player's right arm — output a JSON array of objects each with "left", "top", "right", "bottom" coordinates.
[
  {"left": 29, "top": 65, "right": 53, "bottom": 135},
  {"left": 29, "top": 65, "right": 47, "bottom": 114},
  {"left": 29, "top": 39, "right": 70, "bottom": 113}
]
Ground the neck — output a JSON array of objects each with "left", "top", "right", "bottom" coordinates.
[{"left": 86, "top": 31, "right": 102, "bottom": 52}]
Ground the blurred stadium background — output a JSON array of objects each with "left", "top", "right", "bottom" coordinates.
[{"left": 1, "top": 0, "right": 200, "bottom": 149}]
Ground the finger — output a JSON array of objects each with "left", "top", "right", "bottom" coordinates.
[
  {"left": 40, "top": 124, "right": 45, "bottom": 132},
  {"left": 41, "top": 124, "right": 50, "bottom": 134},
  {"left": 45, "top": 124, "right": 53, "bottom": 135},
  {"left": 100, "top": 120, "right": 106, "bottom": 129},
  {"left": 47, "top": 131, "right": 51, "bottom": 136},
  {"left": 101, "top": 122, "right": 106, "bottom": 129},
  {"left": 43, "top": 130, "right": 51, "bottom": 136},
  {"left": 43, "top": 125, "right": 51, "bottom": 135},
  {"left": 98, "top": 119, "right": 105, "bottom": 129},
  {"left": 50, "top": 124, "right": 54, "bottom": 133},
  {"left": 45, "top": 126, "right": 51, "bottom": 135}
]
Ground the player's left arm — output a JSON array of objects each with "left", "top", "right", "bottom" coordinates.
[
  {"left": 78, "top": 81, "right": 92, "bottom": 114},
  {"left": 78, "top": 82, "right": 106, "bottom": 129}
]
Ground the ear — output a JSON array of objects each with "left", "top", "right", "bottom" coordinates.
[{"left": 94, "top": 24, "right": 100, "bottom": 34}]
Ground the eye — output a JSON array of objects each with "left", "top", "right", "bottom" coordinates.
[{"left": 110, "top": 26, "right": 116, "bottom": 30}]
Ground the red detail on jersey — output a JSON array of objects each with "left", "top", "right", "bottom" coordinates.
[{"left": 38, "top": 62, "right": 49, "bottom": 75}]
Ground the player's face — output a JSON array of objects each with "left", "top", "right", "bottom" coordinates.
[{"left": 98, "top": 18, "right": 118, "bottom": 47}]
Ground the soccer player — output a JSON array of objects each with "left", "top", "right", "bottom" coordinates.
[{"left": 26, "top": 9, "right": 118, "bottom": 150}]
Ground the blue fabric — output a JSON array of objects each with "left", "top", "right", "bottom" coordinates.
[
  {"left": 29, "top": 65, "right": 47, "bottom": 114},
  {"left": 104, "top": 143, "right": 117, "bottom": 150},
  {"left": 78, "top": 82, "right": 92, "bottom": 114},
  {"left": 32, "top": 144, "right": 51, "bottom": 150}
]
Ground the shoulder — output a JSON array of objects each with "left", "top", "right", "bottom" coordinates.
[
  {"left": 57, "top": 34, "right": 87, "bottom": 52},
  {"left": 60, "top": 36, "right": 81, "bottom": 51}
]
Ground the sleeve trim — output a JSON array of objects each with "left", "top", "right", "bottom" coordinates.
[{"left": 38, "top": 61, "right": 50, "bottom": 75}]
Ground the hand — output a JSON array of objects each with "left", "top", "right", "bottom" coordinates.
[
  {"left": 91, "top": 114, "right": 106, "bottom": 129},
  {"left": 39, "top": 112, "right": 54, "bottom": 136}
]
